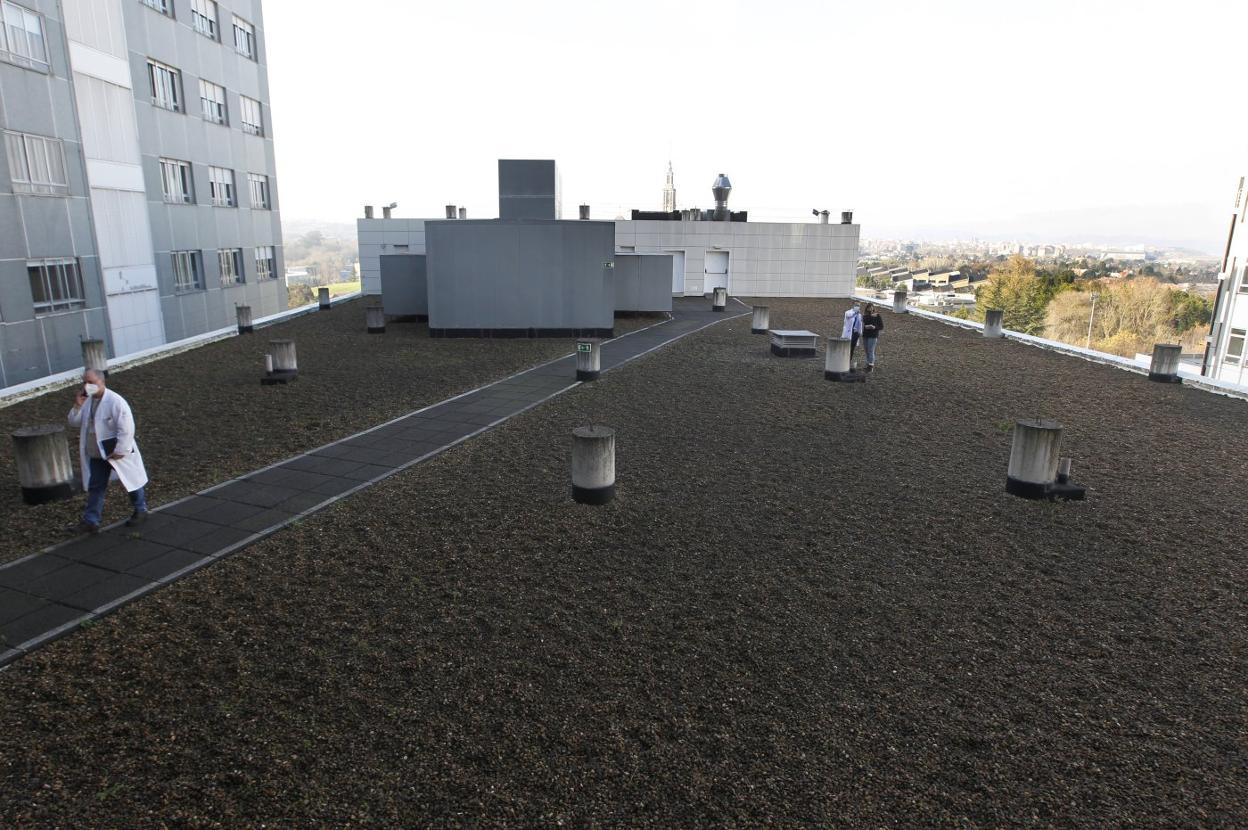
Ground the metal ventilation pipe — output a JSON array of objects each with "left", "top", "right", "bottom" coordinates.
[
  {"left": 841, "top": 210, "right": 853, "bottom": 224},
  {"left": 382, "top": 205, "right": 392, "bottom": 219},
  {"left": 445, "top": 205, "right": 457, "bottom": 219},
  {"left": 364, "top": 205, "right": 374, "bottom": 218},
  {"left": 579, "top": 204, "right": 590, "bottom": 220},
  {"left": 820, "top": 210, "right": 830, "bottom": 224},
  {"left": 458, "top": 207, "right": 467, "bottom": 219},
  {"left": 711, "top": 173, "right": 732, "bottom": 221}
]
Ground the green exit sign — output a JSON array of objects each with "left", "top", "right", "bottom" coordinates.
[{"left": 577, "top": 343, "right": 593, "bottom": 353}]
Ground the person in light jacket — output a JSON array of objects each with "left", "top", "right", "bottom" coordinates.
[
  {"left": 68, "top": 369, "right": 149, "bottom": 533},
  {"left": 861, "top": 303, "right": 884, "bottom": 371},
  {"left": 841, "top": 303, "right": 863, "bottom": 364}
]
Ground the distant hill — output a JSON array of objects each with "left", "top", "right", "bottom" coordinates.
[{"left": 283, "top": 218, "right": 358, "bottom": 244}]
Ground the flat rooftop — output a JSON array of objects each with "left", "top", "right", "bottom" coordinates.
[{"left": 1, "top": 299, "right": 1245, "bottom": 826}]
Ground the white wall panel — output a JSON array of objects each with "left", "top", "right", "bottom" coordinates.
[
  {"left": 62, "top": 0, "right": 127, "bottom": 59},
  {"left": 73, "top": 75, "right": 141, "bottom": 164}
]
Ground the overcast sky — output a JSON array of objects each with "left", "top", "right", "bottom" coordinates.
[{"left": 264, "top": 0, "right": 1247, "bottom": 251}]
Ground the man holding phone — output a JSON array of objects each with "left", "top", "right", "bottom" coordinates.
[{"left": 68, "top": 369, "right": 149, "bottom": 534}]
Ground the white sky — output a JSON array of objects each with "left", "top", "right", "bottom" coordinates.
[{"left": 264, "top": 0, "right": 1248, "bottom": 251}]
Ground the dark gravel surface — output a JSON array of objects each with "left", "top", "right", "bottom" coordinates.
[
  {"left": 1, "top": 298, "right": 1246, "bottom": 827},
  {"left": 0, "top": 301, "right": 651, "bottom": 565}
]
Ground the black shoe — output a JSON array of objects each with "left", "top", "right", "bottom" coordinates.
[
  {"left": 126, "top": 511, "right": 149, "bottom": 527},
  {"left": 76, "top": 520, "right": 99, "bottom": 535}
]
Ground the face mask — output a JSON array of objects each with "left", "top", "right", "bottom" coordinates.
[{"left": 84, "top": 383, "right": 100, "bottom": 397}]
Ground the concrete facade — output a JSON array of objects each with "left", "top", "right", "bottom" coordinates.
[
  {"left": 1205, "top": 172, "right": 1248, "bottom": 385},
  {"left": 614, "top": 219, "right": 859, "bottom": 298},
  {"left": 0, "top": 0, "right": 284, "bottom": 390},
  {"left": 424, "top": 219, "right": 615, "bottom": 336},
  {"left": 0, "top": 0, "right": 109, "bottom": 387}
]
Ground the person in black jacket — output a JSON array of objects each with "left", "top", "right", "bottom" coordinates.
[{"left": 861, "top": 303, "right": 884, "bottom": 371}]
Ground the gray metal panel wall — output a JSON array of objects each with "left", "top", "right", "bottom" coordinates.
[
  {"left": 425, "top": 219, "right": 614, "bottom": 331},
  {"left": 379, "top": 254, "right": 427, "bottom": 317},
  {"left": 614, "top": 254, "right": 674, "bottom": 313},
  {"left": 498, "top": 159, "right": 558, "bottom": 220}
]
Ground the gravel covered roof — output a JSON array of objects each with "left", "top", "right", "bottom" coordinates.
[{"left": 1, "top": 298, "right": 1245, "bottom": 827}]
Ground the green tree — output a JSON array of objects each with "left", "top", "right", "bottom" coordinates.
[{"left": 973, "top": 255, "right": 1052, "bottom": 335}]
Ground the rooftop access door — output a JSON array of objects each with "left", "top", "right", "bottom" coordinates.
[{"left": 704, "top": 250, "right": 729, "bottom": 295}]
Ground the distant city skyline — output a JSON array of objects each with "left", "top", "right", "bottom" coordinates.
[{"left": 264, "top": 0, "right": 1247, "bottom": 255}]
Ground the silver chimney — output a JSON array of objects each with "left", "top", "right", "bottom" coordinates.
[
  {"left": 445, "top": 204, "right": 457, "bottom": 219},
  {"left": 711, "top": 173, "right": 732, "bottom": 221},
  {"left": 458, "top": 207, "right": 467, "bottom": 219}
]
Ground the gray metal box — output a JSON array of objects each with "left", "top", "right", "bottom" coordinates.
[
  {"left": 425, "top": 219, "right": 615, "bottom": 337},
  {"left": 614, "top": 254, "right": 674, "bottom": 314},
  {"left": 498, "top": 159, "right": 561, "bottom": 220},
  {"left": 379, "top": 254, "right": 428, "bottom": 320}
]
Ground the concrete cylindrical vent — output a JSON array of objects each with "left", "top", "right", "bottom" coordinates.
[
  {"left": 81, "top": 339, "right": 107, "bottom": 377},
  {"left": 11, "top": 425, "right": 75, "bottom": 505},
  {"left": 1148, "top": 343, "right": 1182, "bottom": 383},
  {"left": 575, "top": 339, "right": 601, "bottom": 381},
  {"left": 824, "top": 337, "right": 865, "bottom": 381},
  {"left": 270, "top": 340, "right": 297, "bottom": 372},
  {"left": 366, "top": 306, "right": 386, "bottom": 334},
  {"left": 382, "top": 205, "right": 392, "bottom": 219},
  {"left": 571, "top": 426, "right": 615, "bottom": 505},
  {"left": 841, "top": 210, "right": 853, "bottom": 224},
  {"left": 458, "top": 207, "right": 467, "bottom": 219},
  {"left": 983, "top": 308, "right": 1004, "bottom": 338},
  {"left": 579, "top": 204, "right": 590, "bottom": 220},
  {"left": 711, "top": 286, "right": 727, "bottom": 311},
  {"left": 445, "top": 204, "right": 457, "bottom": 219},
  {"left": 751, "top": 305, "right": 770, "bottom": 334},
  {"left": 892, "top": 291, "right": 907, "bottom": 314},
  {"left": 236, "top": 304, "right": 253, "bottom": 334},
  {"left": 264, "top": 353, "right": 274, "bottom": 374},
  {"left": 1006, "top": 419, "right": 1062, "bottom": 498},
  {"left": 364, "top": 205, "right": 374, "bottom": 219},
  {"left": 318, "top": 287, "right": 331, "bottom": 310},
  {"left": 820, "top": 210, "right": 830, "bottom": 224}
]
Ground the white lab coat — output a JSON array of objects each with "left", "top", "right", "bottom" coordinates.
[
  {"left": 68, "top": 389, "right": 148, "bottom": 493},
  {"left": 841, "top": 308, "right": 863, "bottom": 339}
]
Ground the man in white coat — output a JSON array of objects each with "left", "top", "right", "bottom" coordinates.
[
  {"left": 68, "top": 369, "right": 149, "bottom": 533},
  {"left": 841, "top": 303, "right": 863, "bottom": 367}
]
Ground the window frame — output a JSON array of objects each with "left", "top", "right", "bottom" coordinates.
[
  {"left": 190, "top": 0, "right": 218, "bottom": 39},
  {"left": 147, "top": 58, "right": 183, "bottom": 112},
  {"left": 1226, "top": 328, "right": 1246, "bottom": 365},
  {"left": 171, "top": 250, "right": 204, "bottom": 292},
  {"left": 247, "top": 172, "right": 270, "bottom": 209},
  {"left": 231, "top": 15, "right": 255, "bottom": 59},
  {"left": 28, "top": 258, "right": 86, "bottom": 315},
  {"left": 239, "top": 95, "right": 263, "bottom": 136},
  {"left": 140, "top": 0, "right": 172, "bottom": 16},
  {"left": 208, "top": 165, "right": 235, "bottom": 207},
  {"left": 218, "top": 248, "right": 244, "bottom": 286},
  {"left": 159, "top": 157, "right": 194, "bottom": 204},
  {"left": 198, "top": 79, "right": 227, "bottom": 125},
  {"left": 0, "top": 1, "right": 48, "bottom": 72},
  {"left": 255, "top": 246, "right": 275, "bottom": 281},
  {"left": 4, "top": 130, "right": 68, "bottom": 196}
]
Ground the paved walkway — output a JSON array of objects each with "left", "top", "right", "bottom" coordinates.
[{"left": 0, "top": 298, "right": 748, "bottom": 668}]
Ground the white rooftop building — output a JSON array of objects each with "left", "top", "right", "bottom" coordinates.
[{"left": 1204, "top": 173, "right": 1248, "bottom": 384}]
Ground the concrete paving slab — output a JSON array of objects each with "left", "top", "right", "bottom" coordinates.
[
  {"left": 1, "top": 603, "right": 83, "bottom": 649},
  {"left": 0, "top": 587, "right": 46, "bottom": 625},
  {"left": 128, "top": 549, "right": 208, "bottom": 582},
  {"left": 59, "top": 573, "right": 150, "bottom": 612}
]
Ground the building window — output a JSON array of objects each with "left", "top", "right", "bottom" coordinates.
[
  {"left": 1238, "top": 267, "right": 1248, "bottom": 295},
  {"left": 247, "top": 172, "right": 270, "bottom": 209},
  {"left": 140, "top": 0, "right": 171, "bottom": 15},
  {"left": 208, "top": 165, "right": 235, "bottom": 206},
  {"left": 4, "top": 131, "right": 67, "bottom": 195},
  {"left": 0, "top": 2, "right": 48, "bottom": 72},
  {"left": 1227, "top": 329, "right": 1246, "bottom": 365},
  {"left": 172, "top": 250, "right": 203, "bottom": 292},
  {"left": 147, "top": 59, "right": 182, "bottom": 112},
  {"left": 28, "top": 258, "right": 85, "bottom": 314},
  {"left": 218, "top": 248, "right": 244, "bottom": 285},
  {"left": 239, "top": 96, "right": 263, "bottom": 136},
  {"left": 199, "top": 79, "right": 227, "bottom": 124},
  {"left": 190, "top": 0, "right": 217, "bottom": 39},
  {"left": 255, "top": 246, "right": 275, "bottom": 280},
  {"left": 232, "top": 16, "right": 255, "bottom": 59},
  {"left": 159, "top": 158, "right": 193, "bottom": 204}
]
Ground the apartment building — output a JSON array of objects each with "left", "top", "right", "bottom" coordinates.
[
  {"left": 0, "top": 0, "right": 284, "bottom": 387},
  {"left": 1204, "top": 171, "right": 1248, "bottom": 385}
]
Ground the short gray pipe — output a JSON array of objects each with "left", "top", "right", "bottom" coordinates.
[
  {"left": 11, "top": 425, "right": 76, "bottom": 505},
  {"left": 571, "top": 426, "right": 615, "bottom": 505}
]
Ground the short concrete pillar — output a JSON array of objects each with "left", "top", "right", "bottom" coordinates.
[
  {"left": 576, "top": 339, "right": 601, "bottom": 381},
  {"left": 825, "top": 336, "right": 865, "bottom": 382},
  {"left": 1148, "top": 343, "right": 1182, "bottom": 383},
  {"left": 892, "top": 290, "right": 908, "bottom": 314},
  {"left": 571, "top": 426, "right": 615, "bottom": 505},
  {"left": 819, "top": 211, "right": 829, "bottom": 224},
  {"left": 458, "top": 207, "right": 467, "bottom": 220},
  {"left": 364, "top": 205, "right": 374, "bottom": 219},
  {"left": 366, "top": 306, "right": 386, "bottom": 334},
  {"left": 12, "top": 425, "right": 76, "bottom": 505},
  {"left": 751, "top": 305, "right": 770, "bottom": 334},
  {"left": 579, "top": 204, "right": 590, "bottom": 220},
  {"left": 382, "top": 205, "right": 392, "bottom": 219},
  {"left": 712, "top": 286, "right": 727, "bottom": 312},
  {"left": 263, "top": 339, "right": 297, "bottom": 385},
  {"left": 445, "top": 204, "right": 456, "bottom": 219},
  {"left": 236, "top": 304, "right": 253, "bottom": 334},
  {"left": 1006, "top": 419, "right": 1085, "bottom": 500},
  {"left": 81, "top": 339, "right": 107, "bottom": 377},
  {"left": 983, "top": 308, "right": 1004, "bottom": 338},
  {"left": 318, "top": 287, "right": 331, "bottom": 310}
]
